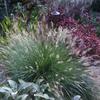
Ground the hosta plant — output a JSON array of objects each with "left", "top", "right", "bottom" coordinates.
[
  {"left": 0, "top": 79, "right": 84, "bottom": 100},
  {"left": 1, "top": 35, "right": 94, "bottom": 100},
  {"left": 0, "top": 79, "right": 54, "bottom": 100}
]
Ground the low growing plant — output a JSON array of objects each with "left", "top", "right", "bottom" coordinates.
[
  {"left": 0, "top": 79, "right": 85, "bottom": 100},
  {"left": 0, "top": 79, "right": 54, "bottom": 100}
]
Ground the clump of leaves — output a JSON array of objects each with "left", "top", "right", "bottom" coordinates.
[
  {"left": 1, "top": 35, "right": 94, "bottom": 100},
  {"left": 0, "top": 79, "right": 85, "bottom": 100},
  {"left": 0, "top": 4, "right": 39, "bottom": 35},
  {"left": 0, "top": 79, "right": 54, "bottom": 100}
]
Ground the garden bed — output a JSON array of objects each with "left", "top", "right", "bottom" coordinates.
[{"left": 0, "top": 0, "right": 100, "bottom": 100}]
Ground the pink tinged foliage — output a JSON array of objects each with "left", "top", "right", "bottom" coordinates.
[
  {"left": 46, "top": 1, "right": 100, "bottom": 59},
  {"left": 56, "top": 17, "right": 100, "bottom": 57}
]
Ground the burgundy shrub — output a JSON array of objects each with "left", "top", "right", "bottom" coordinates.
[{"left": 57, "top": 17, "right": 100, "bottom": 57}]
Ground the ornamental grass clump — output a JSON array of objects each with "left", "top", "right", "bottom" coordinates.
[
  {"left": 1, "top": 35, "right": 94, "bottom": 100},
  {"left": 4, "top": 35, "right": 80, "bottom": 82}
]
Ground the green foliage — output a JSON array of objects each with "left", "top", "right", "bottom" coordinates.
[
  {"left": 4, "top": 36, "right": 80, "bottom": 81},
  {"left": 13, "top": 1, "right": 40, "bottom": 32},
  {"left": 0, "top": 16, "right": 12, "bottom": 33},
  {"left": 0, "top": 37, "right": 8, "bottom": 45},
  {"left": 0, "top": 3, "right": 39, "bottom": 34},
  {"left": 1, "top": 35, "right": 94, "bottom": 100},
  {"left": 27, "top": 7, "right": 39, "bottom": 32},
  {"left": 0, "top": 79, "right": 54, "bottom": 100},
  {"left": 0, "top": 1, "right": 96, "bottom": 99},
  {"left": 0, "top": 37, "right": 9, "bottom": 62}
]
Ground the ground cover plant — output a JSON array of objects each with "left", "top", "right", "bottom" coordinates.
[
  {"left": 0, "top": 79, "right": 87, "bottom": 100},
  {"left": 0, "top": 79, "right": 54, "bottom": 100}
]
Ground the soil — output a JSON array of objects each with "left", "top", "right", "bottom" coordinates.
[{"left": 86, "top": 66, "right": 100, "bottom": 100}]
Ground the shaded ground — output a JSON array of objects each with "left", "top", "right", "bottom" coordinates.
[{"left": 86, "top": 66, "right": 100, "bottom": 100}]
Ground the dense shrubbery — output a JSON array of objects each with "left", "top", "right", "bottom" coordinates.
[{"left": 57, "top": 18, "right": 100, "bottom": 57}]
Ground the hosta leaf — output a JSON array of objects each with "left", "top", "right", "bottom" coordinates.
[
  {"left": 31, "top": 84, "right": 40, "bottom": 92},
  {"left": 8, "top": 80, "right": 17, "bottom": 90},
  {"left": 0, "top": 88, "right": 9, "bottom": 93},
  {"left": 0, "top": 87, "right": 13, "bottom": 93},
  {"left": 0, "top": 87, "right": 12, "bottom": 98},
  {"left": 11, "top": 91, "right": 18, "bottom": 99},
  {"left": 34, "top": 93, "right": 54, "bottom": 100},
  {"left": 19, "top": 79, "right": 32, "bottom": 90},
  {"left": 17, "top": 94, "right": 28, "bottom": 100},
  {"left": 19, "top": 79, "right": 39, "bottom": 92}
]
